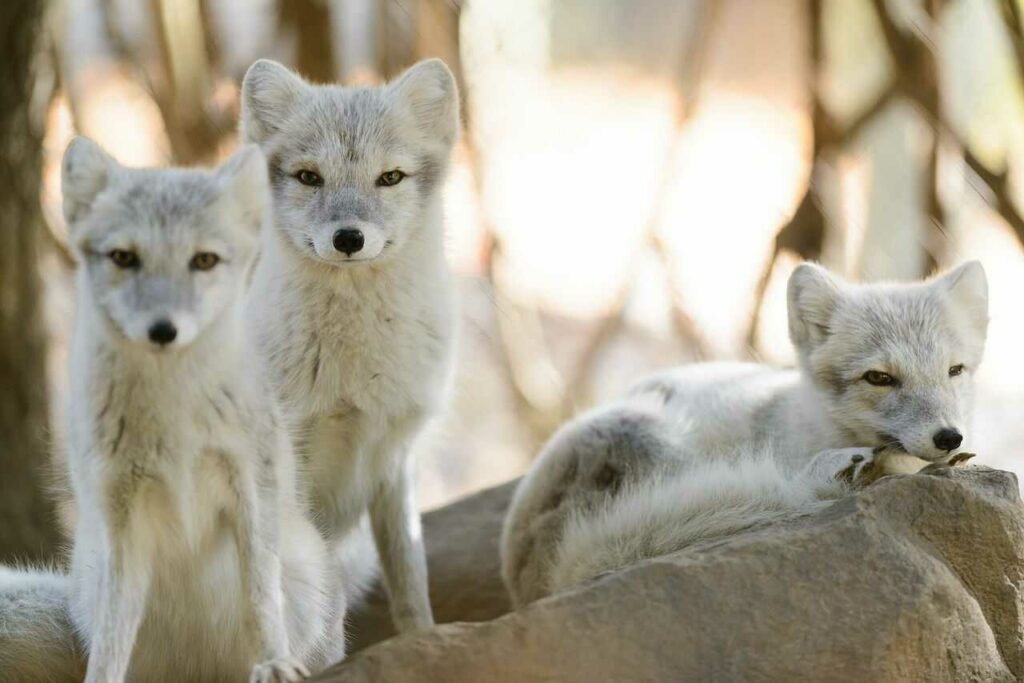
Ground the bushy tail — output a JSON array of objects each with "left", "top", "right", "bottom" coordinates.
[
  {"left": 549, "top": 458, "right": 838, "bottom": 593},
  {"left": 0, "top": 566, "right": 84, "bottom": 682}
]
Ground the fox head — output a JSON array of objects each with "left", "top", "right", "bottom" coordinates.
[
  {"left": 239, "top": 58, "right": 459, "bottom": 267},
  {"left": 788, "top": 261, "right": 988, "bottom": 462},
  {"left": 62, "top": 137, "right": 267, "bottom": 351}
]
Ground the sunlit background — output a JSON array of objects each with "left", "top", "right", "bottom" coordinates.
[{"left": 23, "top": 0, "right": 1024, "bottom": 515}]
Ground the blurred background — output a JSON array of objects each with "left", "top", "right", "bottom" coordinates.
[{"left": 2, "top": 0, "right": 1024, "bottom": 563}]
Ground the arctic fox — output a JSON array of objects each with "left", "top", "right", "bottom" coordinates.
[
  {"left": 502, "top": 262, "right": 988, "bottom": 605},
  {"left": 240, "top": 58, "right": 459, "bottom": 649},
  {"left": 1, "top": 138, "right": 331, "bottom": 682}
]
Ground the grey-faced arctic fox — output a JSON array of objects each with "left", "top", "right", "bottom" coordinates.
[
  {"left": 1, "top": 139, "right": 331, "bottom": 682},
  {"left": 502, "top": 261, "right": 988, "bottom": 605},
  {"left": 240, "top": 58, "right": 459, "bottom": 652}
]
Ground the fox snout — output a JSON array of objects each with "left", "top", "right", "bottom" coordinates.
[
  {"left": 895, "top": 425, "right": 967, "bottom": 461},
  {"left": 333, "top": 227, "right": 365, "bottom": 256},
  {"left": 117, "top": 313, "right": 198, "bottom": 351},
  {"left": 147, "top": 319, "right": 178, "bottom": 346},
  {"left": 310, "top": 220, "right": 388, "bottom": 263},
  {"left": 932, "top": 427, "right": 963, "bottom": 452}
]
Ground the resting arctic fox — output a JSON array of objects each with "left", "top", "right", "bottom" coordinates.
[
  {"left": 1, "top": 139, "right": 330, "bottom": 682},
  {"left": 240, "top": 58, "right": 459, "bottom": 652},
  {"left": 502, "top": 261, "right": 988, "bottom": 605}
]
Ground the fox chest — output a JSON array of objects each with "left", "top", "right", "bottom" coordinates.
[
  {"left": 264, "top": 287, "right": 452, "bottom": 419},
  {"left": 81, "top": 393, "right": 255, "bottom": 542}
]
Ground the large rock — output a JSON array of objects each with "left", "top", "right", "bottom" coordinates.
[{"left": 321, "top": 467, "right": 1024, "bottom": 682}]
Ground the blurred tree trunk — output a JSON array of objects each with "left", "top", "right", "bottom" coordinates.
[
  {"left": 279, "top": 0, "right": 337, "bottom": 82},
  {"left": 377, "top": 0, "right": 413, "bottom": 80},
  {"left": 151, "top": 0, "right": 224, "bottom": 164},
  {"left": 415, "top": 0, "right": 462, "bottom": 82},
  {"left": 0, "top": 0, "right": 60, "bottom": 562}
]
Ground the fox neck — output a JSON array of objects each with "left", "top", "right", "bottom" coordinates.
[{"left": 786, "top": 375, "right": 858, "bottom": 454}]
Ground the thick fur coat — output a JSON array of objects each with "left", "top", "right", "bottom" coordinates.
[
  {"left": 502, "top": 262, "right": 989, "bottom": 605},
  {"left": 240, "top": 57, "right": 459, "bottom": 654},
  {"left": 2, "top": 139, "right": 331, "bottom": 682}
]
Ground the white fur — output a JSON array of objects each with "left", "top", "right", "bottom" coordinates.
[
  {"left": 502, "top": 262, "right": 989, "bottom": 604},
  {"left": 0, "top": 138, "right": 332, "bottom": 682},
  {"left": 241, "top": 58, "right": 459, "bottom": 654},
  {"left": 0, "top": 566, "right": 84, "bottom": 682},
  {"left": 550, "top": 454, "right": 853, "bottom": 592}
]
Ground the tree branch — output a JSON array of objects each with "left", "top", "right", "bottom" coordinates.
[
  {"left": 964, "top": 148, "right": 1024, "bottom": 242},
  {"left": 998, "top": 0, "right": 1024, "bottom": 85},
  {"left": 873, "top": 0, "right": 1024, "bottom": 244}
]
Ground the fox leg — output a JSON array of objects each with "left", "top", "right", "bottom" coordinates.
[
  {"left": 85, "top": 556, "right": 150, "bottom": 683},
  {"left": 802, "top": 447, "right": 878, "bottom": 486},
  {"left": 227, "top": 458, "right": 309, "bottom": 683},
  {"left": 803, "top": 446, "right": 956, "bottom": 490},
  {"left": 84, "top": 482, "right": 157, "bottom": 683},
  {"left": 369, "top": 454, "right": 432, "bottom": 633}
]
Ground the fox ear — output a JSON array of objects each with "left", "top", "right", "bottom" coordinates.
[
  {"left": 241, "top": 59, "right": 308, "bottom": 144},
  {"left": 788, "top": 262, "right": 843, "bottom": 350},
  {"left": 62, "top": 137, "right": 120, "bottom": 226},
  {"left": 216, "top": 144, "right": 268, "bottom": 233},
  {"left": 388, "top": 58, "right": 459, "bottom": 147},
  {"left": 937, "top": 260, "right": 988, "bottom": 336}
]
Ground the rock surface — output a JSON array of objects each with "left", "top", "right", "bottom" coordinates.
[{"left": 321, "top": 467, "right": 1024, "bottom": 683}]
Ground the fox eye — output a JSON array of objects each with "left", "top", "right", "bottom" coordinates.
[
  {"left": 190, "top": 252, "right": 220, "bottom": 271},
  {"left": 949, "top": 364, "right": 966, "bottom": 377},
  {"left": 295, "top": 170, "right": 323, "bottom": 187},
  {"left": 376, "top": 170, "right": 405, "bottom": 187},
  {"left": 108, "top": 249, "right": 140, "bottom": 269},
  {"left": 863, "top": 370, "right": 898, "bottom": 387}
]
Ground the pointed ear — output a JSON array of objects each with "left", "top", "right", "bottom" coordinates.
[
  {"left": 787, "top": 262, "right": 843, "bottom": 350},
  {"left": 937, "top": 260, "right": 988, "bottom": 335},
  {"left": 215, "top": 144, "right": 268, "bottom": 233},
  {"left": 388, "top": 58, "right": 459, "bottom": 146},
  {"left": 62, "top": 137, "right": 120, "bottom": 226},
  {"left": 241, "top": 59, "right": 308, "bottom": 144}
]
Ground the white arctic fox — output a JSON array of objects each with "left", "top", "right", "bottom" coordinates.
[
  {"left": 1, "top": 139, "right": 331, "bottom": 682},
  {"left": 240, "top": 58, "right": 459, "bottom": 649},
  {"left": 502, "top": 261, "right": 988, "bottom": 605}
]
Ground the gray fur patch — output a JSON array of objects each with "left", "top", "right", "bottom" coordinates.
[
  {"left": 311, "top": 340, "right": 322, "bottom": 386},
  {"left": 110, "top": 417, "right": 126, "bottom": 454},
  {"left": 819, "top": 366, "right": 848, "bottom": 396}
]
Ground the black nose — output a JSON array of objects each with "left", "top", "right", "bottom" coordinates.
[
  {"left": 333, "top": 228, "right": 364, "bottom": 256},
  {"left": 148, "top": 320, "right": 177, "bottom": 346},
  {"left": 932, "top": 428, "right": 963, "bottom": 452}
]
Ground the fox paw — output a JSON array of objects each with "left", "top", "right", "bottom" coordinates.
[
  {"left": 249, "top": 657, "right": 310, "bottom": 683},
  {"left": 921, "top": 452, "right": 977, "bottom": 477},
  {"left": 949, "top": 451, "right": 976, "bottom": 467},
  {"left": 836, "top": 447, "right": 891, "bottom": 487}
]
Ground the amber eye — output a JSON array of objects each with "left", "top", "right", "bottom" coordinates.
[
  {"left": 295, "top": 170, "right": 323, "bottom": 187},
  {"left": 108, "top": 249, "right": 140, "bottom": 269},
  {"left": 949, "top": 364, "right": 966, "bottom": 377},
  {"left": 376, "top": 170, "right": 405, "bottom": 187},
  {"left": 863, "top": 370, "right": 898, "bottom": 387},
  {"left": 190, "top": 252, "right": 220, "bottom": 271}
]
